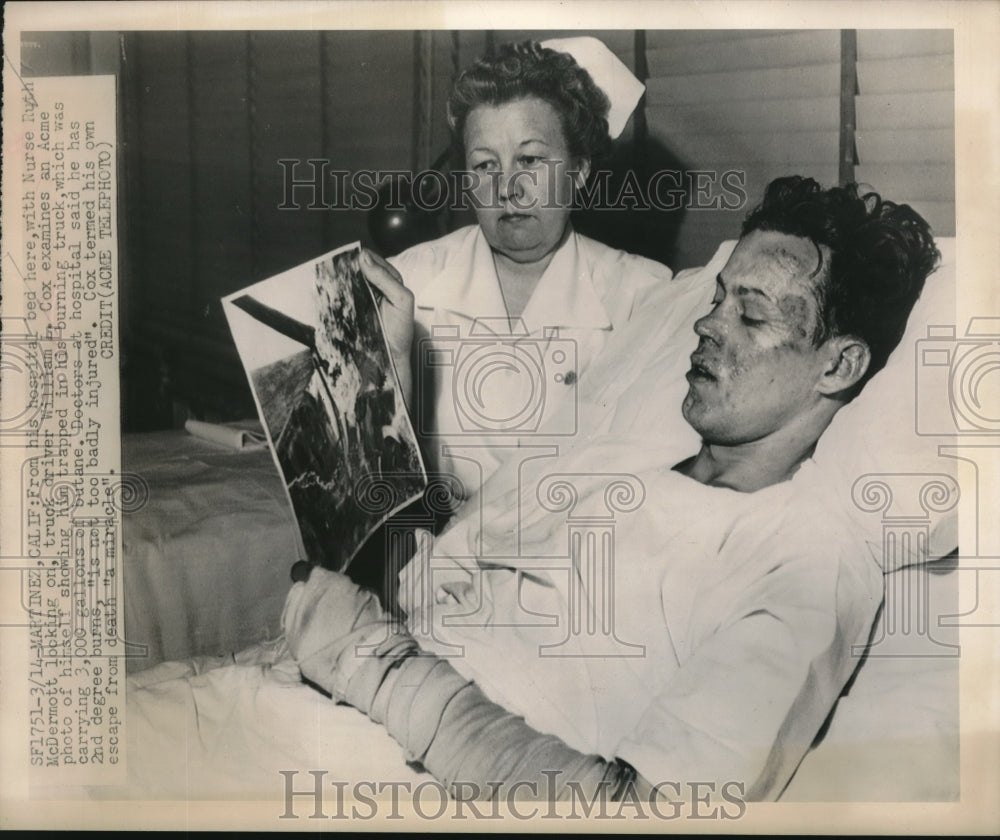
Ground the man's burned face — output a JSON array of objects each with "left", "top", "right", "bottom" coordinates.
[{"left": 682, "top": 229, "right": 834, "bottom": 445}]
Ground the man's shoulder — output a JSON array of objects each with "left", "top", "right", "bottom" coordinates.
[
  {"left": 740, "top": 480, "right": 881, "bottom": 591},
  {"left": 706, "top": 483, "right": 883, "bottom": 646}
]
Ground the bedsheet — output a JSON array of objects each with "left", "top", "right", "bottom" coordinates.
[
  {"left": 84, "top": 639, "right": 427, "bottom": 802},
  {"left": 782, "top": 561, "right": 959, "bottom": 800},
  {"left": 87, "top": 560, "right": 959, "bottom": 803},
  {"left": 122, "top": 428, "right": 302, "bottom": 673}
]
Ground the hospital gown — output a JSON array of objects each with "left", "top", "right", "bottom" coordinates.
[{"left": 399, "top": 450, "right": 883, "bottom": 800}]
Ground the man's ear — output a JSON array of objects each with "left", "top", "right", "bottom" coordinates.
[
  {"left": 817, "top": 336, "right": 871, "bottom": 396},
  {"left": 572, "top": 157, "right": 592, "bottom": 189}
]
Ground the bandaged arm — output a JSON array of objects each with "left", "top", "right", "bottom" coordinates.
[{"left": 283, "top": 567, "right": 642, "bottom": 801}]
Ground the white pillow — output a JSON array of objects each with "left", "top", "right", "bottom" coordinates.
[{"left": 807, "top": 237, "right": 959, "bottom": 569}]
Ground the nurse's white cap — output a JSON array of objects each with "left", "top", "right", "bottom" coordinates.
[{"left": 540, "top": 36, "right": 645, "bottom": 140}]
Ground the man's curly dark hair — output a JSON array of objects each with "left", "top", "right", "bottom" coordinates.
[
  {"left": 742, "top": 175, "right": 941, "bottom": 395},
  {"left": 447, "top": 40, "right": 612, "bottom": 162}
]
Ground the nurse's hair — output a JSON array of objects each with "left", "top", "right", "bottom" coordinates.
[
  {"left": 448, "top": 40, "right": 612, "bottom": 162},
  {"left": 741, "top": 175, "right": 940, "bottom": 396}
]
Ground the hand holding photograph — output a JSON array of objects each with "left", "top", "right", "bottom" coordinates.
[{"left": 223, "top": 243, "right": 426, "bottom": 572}]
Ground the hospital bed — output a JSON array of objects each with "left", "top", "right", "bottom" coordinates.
[{"left": 116, "top": 239, "right": 960, "bottom": 802}]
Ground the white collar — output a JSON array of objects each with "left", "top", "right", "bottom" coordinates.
[{"left": 416, "top": 227, "right": 612, "bottom": 333}]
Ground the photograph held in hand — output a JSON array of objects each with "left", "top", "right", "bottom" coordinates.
[{"left": 223, "top": 244, "right": 427, "bottom": 573}]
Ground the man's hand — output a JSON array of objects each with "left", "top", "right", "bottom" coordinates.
[
  {"left": 360, "top": 248, "right": 414, "bottom": 407},
  {"left": 282, "top": 568, "right": 388, "bottom": 696},
  {"left": 282, "top": 570, "right": 648, "bottom": 802}
]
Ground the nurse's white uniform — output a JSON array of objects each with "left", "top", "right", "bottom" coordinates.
[{"left": 389, "top": 224, "right": 670, "bottom": 501}]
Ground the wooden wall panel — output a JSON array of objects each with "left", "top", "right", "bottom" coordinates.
[
  {"left": 646, "top": 29, "right": 843, "bottom": 268},
  {"left": 854, "top": 30, "right": 955, "bottom": 237}
]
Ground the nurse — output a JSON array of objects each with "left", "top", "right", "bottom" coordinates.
[{"left": 362, "top": 38, "right": 664, "bottom": 503}]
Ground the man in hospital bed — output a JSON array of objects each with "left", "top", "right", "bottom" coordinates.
[{"left": 280, "top": 174, "right": 942, "bottom": 803}]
